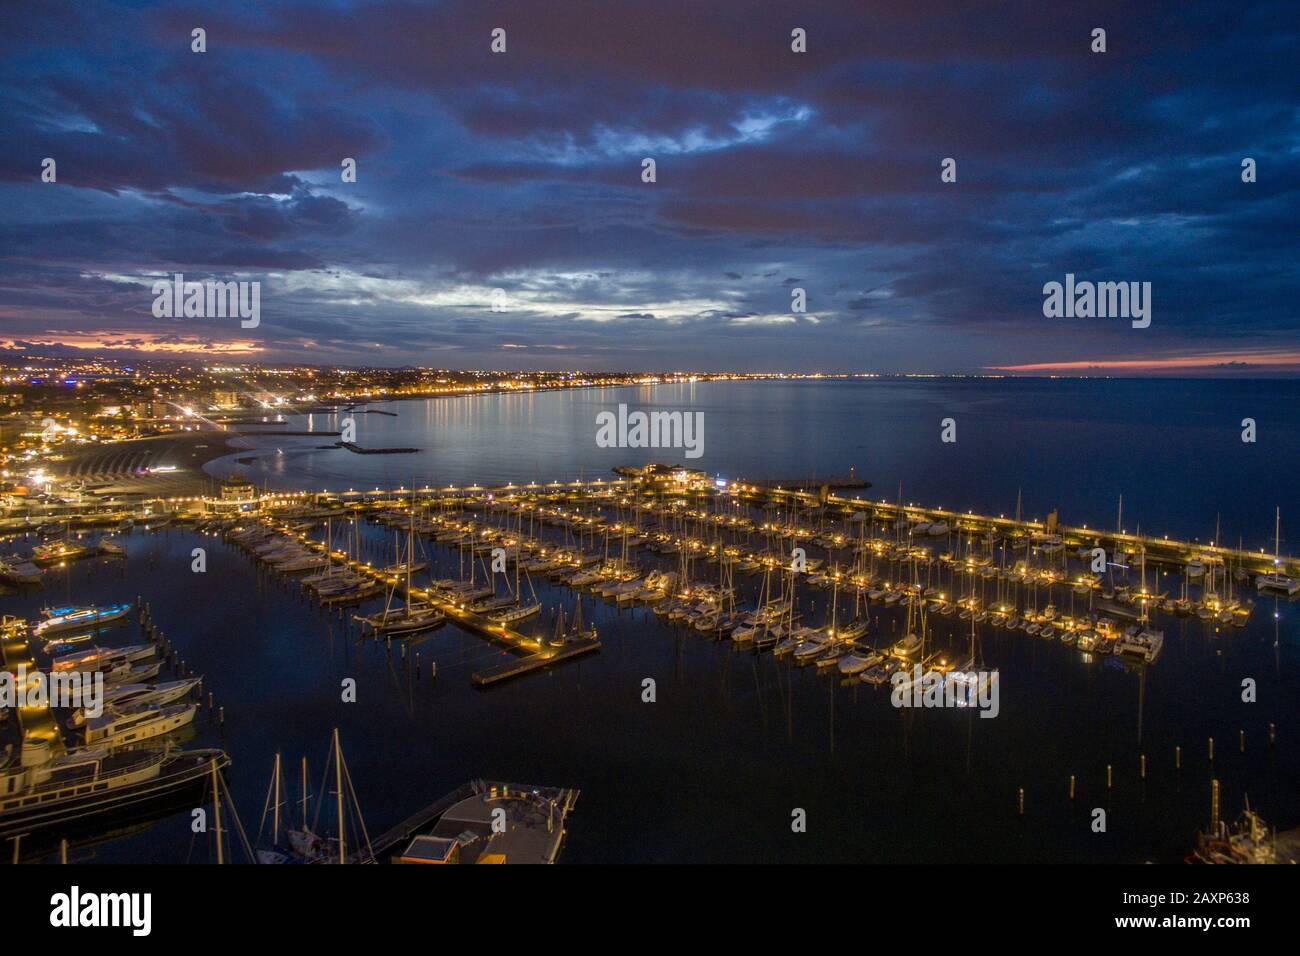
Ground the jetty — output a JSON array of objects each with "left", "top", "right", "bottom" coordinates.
[
  {"left": 245, "top": 525, "right": 600, "bottom": 686},
  {"left": 337, "top": 442, "right": 419, "bottom": 455},
  {"left": 0, "top": 617, "right": 64, "bottom": 755}
]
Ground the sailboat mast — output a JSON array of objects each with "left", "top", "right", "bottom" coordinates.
[
  {"left": 334, "top": 728, "right": 346, "bottom": 865},
  {"left": 273, "top": 752, "right": 282, "bottom": 845},
  {"left": 1276, "top": 506, "right": 1282, "bottom": 565},
  {"left": 211, "top": 757, "right": 224, "bottom": 865}
]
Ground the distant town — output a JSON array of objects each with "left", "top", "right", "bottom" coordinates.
[{"left": 0, "top": 356, "right": 1016, "bottom": 505}]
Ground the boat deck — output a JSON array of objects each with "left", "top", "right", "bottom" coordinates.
[{"left": 365, "top": 780, "right": 580, "bottom": 864}]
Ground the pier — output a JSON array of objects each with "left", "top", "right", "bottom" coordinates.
[
  {"left": 249, "top": 526, "right": 600, "bottom": 686},
  {"left": 7, "top": 471, "right": 1295, "bottom": 577},
  {"left": 0, "top": 618, "right": 64, "bottom": 754}
]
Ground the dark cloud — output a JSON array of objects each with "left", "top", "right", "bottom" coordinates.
[{"left": 0, "top": 0, "right": 1296, "bottom": 371}]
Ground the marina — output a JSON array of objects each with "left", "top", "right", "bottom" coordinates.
[
  {"left": 3, "top": 441, "right": 1297, "bottom": 863},
  {"left": 4, "top": 0, "right": 1299, "bottom": 927}
]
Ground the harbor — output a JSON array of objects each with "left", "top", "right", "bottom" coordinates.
[{"left": 3, "top": 457, "right": 1298, "bottom": 863}]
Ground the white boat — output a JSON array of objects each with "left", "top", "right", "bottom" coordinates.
[
  {"left": 889, "top": 633, "right": 922, "bottom": 660},
  {"left": 838, "top": 651, "right": 881, "bottom": 675},
  {"left": 69, "top": 678, "right": 201, "bottom": 726},
  {"left": 81, "top": 703, "right": 198, "bottom": 748},
  {"left": 1115, "top": 625, "right": 1164, "bottom": 663},
  {"left": 52, "top": 642, "right": 156, "bottom": 674},
  {"left": 34, "top": 603, "right": 132, "bottom": 637},
  {"left": 1256, "top": 508, "right": 1299, "bottom": 595},
  {"left": 487, "top": 601, "right": 542, "bottom": 625},
  {"left": 96, "top": 538, "right": 127, "bottom": 558},
  {"left": 0, "top": 737, "right": 226, "bottom": 840},
  {"left": 104, "top": 661, "right": 163, "bottom": 686},
  {"left": 793, "top": 632, "right": 832, "bottom": 662},
  {"left": 1255, "top": 572, "right": 1299, "bottom": 596},
  {"left": 359, "top": 604, "right": 446, "bottom": 636}
]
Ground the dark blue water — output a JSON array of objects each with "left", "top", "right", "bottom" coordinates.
[
  {"left": 5, "top": 515, "right": 1298, "bottom": 863},
  {"left": 212, "top": 378, "right": 1300, "bottom": 552},
  {"left": 5, "top": 377, "right": 1298, "bottom": 863}
]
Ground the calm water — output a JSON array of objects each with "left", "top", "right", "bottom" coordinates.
[
  {"left": 214, "top": 378, "right": 1300, "bottom": 550},
  {"left": 5, "top": 378, "right": 1299, "bottom": 863},
  {"left": 6, "top": 516, "right": 1298, "bottom": 864}
]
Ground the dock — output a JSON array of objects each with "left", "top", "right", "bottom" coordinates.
[
  {"left": 745, "top": 485, "right": 1293, "bottom": 578},
  {"left": 469, "top": 638, "right": 601, "bottom": 686},
  {"left": 254, "top": 529, "right": 600, "bottom": 686},
  {"left": 337, "top": 442, "right": 419, "bottom": 455},
  {"left": 0, "top": 617, "right": 65, "bottom": 755},
  {"left": 361, "top": 780, "right": 580, "bottom": 864}
]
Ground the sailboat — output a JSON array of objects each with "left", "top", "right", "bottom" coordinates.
[
  {"left": 1256, "top": 507, "right": 1299, "bottom": 595},
  {"left": 356, "top": 511, "right": 445, "bottom": 636},
  {"left": 256, "top": 730, "right": 373, "bottom": 864},
  {"left": 946, "top": 608, "right": 997, "bottom": 703},
  {"left": 1115, "top": 547, "right": 1164, "bottom": 663},
  {"left": 486, "top": 546, "right": 542, "bottom": 624}
]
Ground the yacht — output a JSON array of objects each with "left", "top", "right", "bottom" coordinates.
[
  {"left": 81, "top": 703, "right": 199, "bottom": 748},
  {"left": 69, "top": 678, "right": 202, "bottom": 726},
  {"left": 34, "top": 603, "right": 132, "bottom": 637},
  {"left": 51, "top": 642, "right": 156, "bottom": 674},
  {"left": 0, "top": 736, "right": 226, "bottom": 842},
  {"left": 31, "top": 540, "right": 92, "bottom": 566},
  {"left": 97, "top": 538, "right": 127, "bottom": 558}
]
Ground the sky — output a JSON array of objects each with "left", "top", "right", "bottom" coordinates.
[{"left": 0, "top": 0, "right": 1297, "bottom": 374}]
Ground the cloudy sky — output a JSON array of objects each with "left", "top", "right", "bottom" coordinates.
[{"left": 1, "top": 1, "right": 1297, "bottom": 373}]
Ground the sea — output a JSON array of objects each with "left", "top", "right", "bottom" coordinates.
[{"left": 4, "top": 377, "right": 1298, "bottom": 863}]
